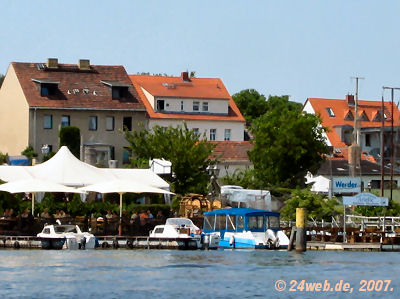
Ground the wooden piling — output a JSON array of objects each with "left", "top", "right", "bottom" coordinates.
[
  {"left": 295, "top": 208, "right": 307, "bottom": 252},
  {"left": 288, "top": 226, "right": 296, "bottom": 251}
]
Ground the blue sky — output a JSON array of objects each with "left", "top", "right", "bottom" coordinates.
[{"left": 1, "top": 1, "right": 400, "bottom": 103}]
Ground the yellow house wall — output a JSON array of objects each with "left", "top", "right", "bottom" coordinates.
[
  {"left": 0, "top": 64, "right": 29, "bottom": 155},
  {"left": 30, "top": 109, "right": 147, "bottom": 164}
]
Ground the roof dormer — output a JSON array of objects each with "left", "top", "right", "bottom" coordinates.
[
  {"left": 101, "top": 80, "right": 130, "bottom": 99},
  {"left": 359, "top": 110, "right": 369, "bottom": 121},
  {"left": 344, "top": 110, "right": 354, "bottom": 121},
  {"left": 32, "top": 78, "right": 60, "bottom": 97}
]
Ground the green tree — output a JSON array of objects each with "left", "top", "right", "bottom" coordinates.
[
  {"left": 0, "top": 151, "right": 8, "bottom": 164},
  {"left": 249, "top": 96, "right": 329, "bottom": 188},
  {"left": 21, "top": 146, "right": 37, "bottom": 163},
  {"left": 59, "top": 126, "right": 80, "bottom": 158},
  {"left": 232, "top": 89, "right": 269, "bottom": 123},
  {"left": 221, "top": 169, "right": 260, "bottom": 189},
  {"left": 124, "top": 124, "right": 215, "bottom": 195},
  {"left": 280, "top": 189, "right": 341, "bottom": 221},
  {"left": 0, "top": 74, "right": 4, "bottom": 88}
]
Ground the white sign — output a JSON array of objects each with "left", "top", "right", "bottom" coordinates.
[
  {"left": 332, "top": 177, "right": 361, "bottom": 193},
  {"left": 343, "top": 192, "right": 389, "bottom": 206}
]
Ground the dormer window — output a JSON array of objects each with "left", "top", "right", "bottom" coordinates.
[
  {"left": 359, "top": 111, "right": 369, "bottom": 121},
  {"left": 32, "top": 78, "right": 59, "bottom": 97},
  {"left": 101, "top": 80, "right": 130, "bottom": 99},
  {"left": 326, "top": 107, "right": 335, "bottom": 117},
  {"left": 344, "top": 111, "right": 354, "bottom": 121}
]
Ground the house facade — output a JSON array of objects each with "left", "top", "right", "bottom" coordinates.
[
  {"left": 129, "top": 72, "right": 245, "bottom": 141},
  {"left": 0, "top": 59, "right": 146, "bottom": 166},
  {"left": 303, "top": 95, "right": 400, "bottom": 160}
]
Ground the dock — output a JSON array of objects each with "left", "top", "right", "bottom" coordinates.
[
  {"left": 307, "top": 241, "right": 400, "bottom": 252},
  {"left": 0, "top": 235, "right": 200, "bottom": 250}
]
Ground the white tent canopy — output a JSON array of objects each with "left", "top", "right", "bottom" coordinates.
[
  {"left": 102, "top": 168, "right": 170, "bottom": 189},
  {"left": 29, "top": 146, "right": 113, "bottom": 186},
  {"left": 0, "top": 178, "right": 85, "bottom": 215},
  {"left": 0, "top": 166, "right": 34, "bottom": 182},
  {"left": 0, "top": 146, "right": 170, "bottom": 190}
]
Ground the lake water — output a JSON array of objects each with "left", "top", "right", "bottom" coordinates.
[{"left": 0, "top": 249, "right": 399, "bottom": 299}]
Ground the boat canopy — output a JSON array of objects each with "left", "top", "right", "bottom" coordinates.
[
  {"left": 204, "top": 208, "right": 279, "bottom": 217},
  {"left": 203, "top": 208, "right": 281, "bottom": 234}
]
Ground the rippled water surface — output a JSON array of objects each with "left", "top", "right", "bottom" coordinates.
[{"left": 0, "top": 249, "right": 399, "bottom": 298}]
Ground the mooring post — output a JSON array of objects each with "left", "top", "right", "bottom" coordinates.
[
  {"left": 288, "top": 226, "right": 296, "bottom": 251},
  {"left": 295, "top": 208, "right": 307, "bottom": 252}
]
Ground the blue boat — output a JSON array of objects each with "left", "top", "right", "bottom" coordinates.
[{"left": 203, "top": 208, "right": 289, "bottom": 249}]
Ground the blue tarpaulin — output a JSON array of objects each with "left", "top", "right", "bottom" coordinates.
[{"left": 7, "top": 155, "right": 30, "bottom": 166}]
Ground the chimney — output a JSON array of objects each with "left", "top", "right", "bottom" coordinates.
[
  {"left": 78, "top": 59, "right": 90, "bottom": 70},
  {"left": 46, "top": 58, "right": 58, "bottom": 69},
  {"left": 181, "top": 71, "right": 190, "bottom": 82},
  {"left": 346, "top": 94, "right": 355, "bottom": 106}
]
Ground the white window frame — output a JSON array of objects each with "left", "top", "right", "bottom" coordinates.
[
  {"left": 210, "top": 129, "right": 216, "bottom": 141},
  {"left": 193, "top": 101, "right": 200, "bottom": 111},
  {"left": 43, "top": 115, "right": 52, "bottom": 129},
  {"left": 106, "top": 116, "right": 114, "bottom": 131},
  {"left": 224, "top": 129, "right": 231, "bottom": 141}
]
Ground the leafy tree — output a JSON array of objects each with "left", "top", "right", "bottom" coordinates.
[
  {"left": 59, "top": 126, "right": 80, "bottom": 158},
  {"left": 354, "top": 199, "right": 400, "bottom": 217},
  {"left": 280, "top": 189, "right": 341, "bottom": 221},
  {"left": 232, "top": 89, "right": 269, "bottom": 123},
  {"left": 0, "top": 151, "right": 8, "bottom": 164},
  {"left": 221, "top": 168, "right": 260, "bottom": 189},
  {"left": 0, "top": 74, "right": 4, "bottom": 88},
  {"left": 42, "top": 151, "right": 56, "bottom": 162},
  {"left": 21, "top": 146, "right": 38, "bottom": 163},
  {"left": 249, "top": 96, "right": 329, "bottom": 188},
  {"left": 124, "top": 124, "right": 215, "bottom": 195}
]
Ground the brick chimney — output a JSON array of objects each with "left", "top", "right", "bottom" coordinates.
[
  {"left": 46, "top": 58, "right": 58, "bottom": 69},
  {"left": 78, "top": 59, "right": 90, "bottom": 70},
  {"left": 181, "top": 71, "right": 190, "bottom": 82},
  {"left": 346, "top": 94, "right": 355, "bottom": 106}
]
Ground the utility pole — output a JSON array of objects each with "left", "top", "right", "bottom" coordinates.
[
  {"left": 382, "top": 87, "right": 400, "bottom": 200},
  {"left": 352, "top": 77, "right": 365, "bottom": 145}
]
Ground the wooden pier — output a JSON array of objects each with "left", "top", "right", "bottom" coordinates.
[{"left": 0, "top": 235, "right": 200, "bottom": 250}]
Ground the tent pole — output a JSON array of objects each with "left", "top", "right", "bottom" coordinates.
[
  {"left": 119, "top": 193, "right": 123, "bottom": 236},
  {"left": 32, "top": 193, "right": 35, "bottom": 216}
]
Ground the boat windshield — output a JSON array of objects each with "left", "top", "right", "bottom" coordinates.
[
  {"left": 54, "top": 226, "right": 78, "bottom": 233},
  {"left": 166, "top": 218, "right": 194, "bottom": 227},
  {"left": 248, "top": 216, "right": 264, "bottom": 230},
  {"left": 269, "top": 216, "right": 280, "bottom": 229},
  {"left": 204, "top": 215, "right": 215, "bottom": 230}
]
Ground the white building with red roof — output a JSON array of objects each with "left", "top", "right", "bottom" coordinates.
[
  {"left": 129, "top": 72, "right": 245, "bottom": 141},
  {"left": 303, "top": 95, "right": 400, "bottom": 161}
]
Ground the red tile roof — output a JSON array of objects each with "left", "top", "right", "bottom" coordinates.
[
  {"left": 306, "top": 97, "right": 400, "bottom": 147},
  {"left": 209, "top": 141, "right": 253, "bottom": 161},
  {"left": 12, "top": 62, "right": 145, "bottom": 110},
  {"left": 129, "top": 74, "right": 245, "bottom": 122}
]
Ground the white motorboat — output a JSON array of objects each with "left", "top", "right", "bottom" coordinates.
[
  {"left": 37, "top": 223, "right": 96, "bottom": 250},
  {"left": 149, "top": 218, "right": 202, "bottom": 249}
]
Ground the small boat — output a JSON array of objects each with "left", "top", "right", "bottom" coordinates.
[
  {"left": 149, "top": 218, "right": 202, "bottom": 249},
  {"left": 37, "top": 223, "right": 96, "bottom": 250},
  {"left": 203, "top": 208, "right": 289, "bottom": 249}
]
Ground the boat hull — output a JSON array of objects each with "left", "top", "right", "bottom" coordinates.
[{"left": 39, "top": 238, "right": 66, "bottom": 250}]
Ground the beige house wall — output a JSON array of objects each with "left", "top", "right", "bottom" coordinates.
[
  {"left": 148, "top": 119, "right": 244, "bottom": 141},
  {"left": 0, "top": 64, "right": 30, "bottom": 155},
  {"left": 29, "top": 109, "right": 147, "bottom": 165}
]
